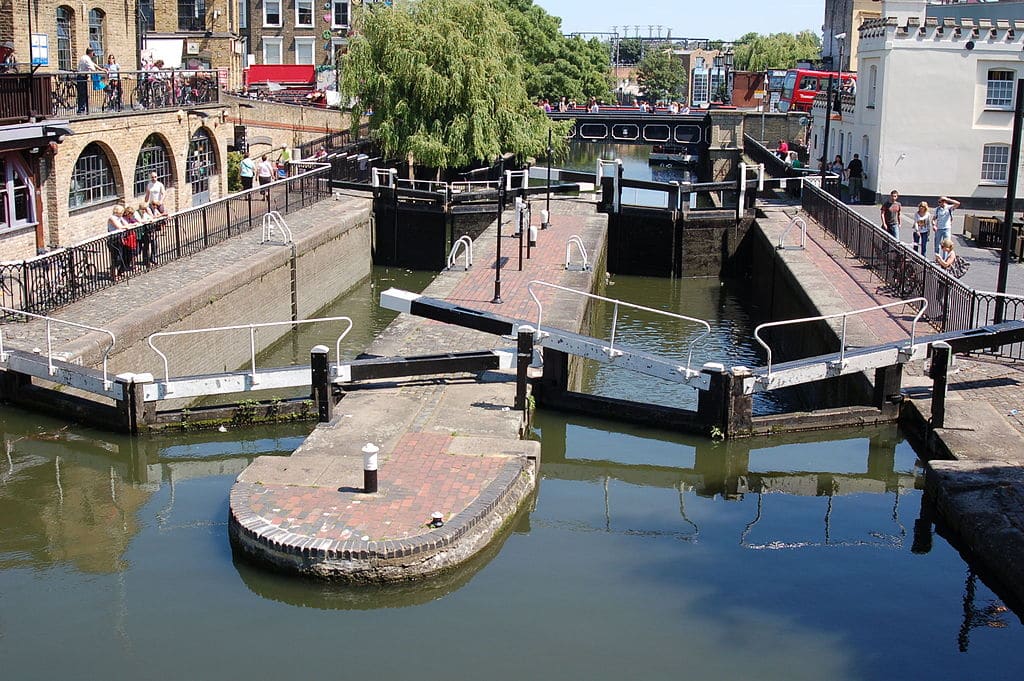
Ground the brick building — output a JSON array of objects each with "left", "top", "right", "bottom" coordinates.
[{"left": 239, "top": 0, "right": 351, "bottom": 68}]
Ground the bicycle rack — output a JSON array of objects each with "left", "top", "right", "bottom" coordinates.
[
  {"left": 446, "top": 236, "right": 473, "bottom": 271},
  {"left": 777, "top": 216, "right": 807, "bottom": 250},
  {"left": 260, "top": 211, "right": 293, "bottom": 245},
  {"left": 565, "top": 235, "right": 590, "bottom": 271}
]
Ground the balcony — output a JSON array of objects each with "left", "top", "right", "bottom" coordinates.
[
  {"left": 0, "top": 73, "right": 54, "bottom": 123},
  {"left": 48, "top": 69, "right": 220, "bottom": 119}
]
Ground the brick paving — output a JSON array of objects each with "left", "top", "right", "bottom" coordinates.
[{"left": 229, "top": 195, "right": 609, "bottom": 579}]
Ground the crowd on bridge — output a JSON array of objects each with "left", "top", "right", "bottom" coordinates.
[{"left": 536, "top": 96, "right": 692, "bottom": 114}]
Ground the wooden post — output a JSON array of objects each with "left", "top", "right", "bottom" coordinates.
[
  {"left": 311, "top": 345, "right": 333, "bottom": 422},
  {"left": 535, "top": 348, "right": 568, "bottom": 404},
  {"left": 114, "top": 373, "right": 146, "bottom": 434},
  {"left": 697, "top": 362, "right": 730, "bottom": 437},
  {"left": 930, "top": 341, "right": 952, "bottom": 429}
]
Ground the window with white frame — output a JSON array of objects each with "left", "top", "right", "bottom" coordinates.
[
  {"left": 0, "top": 155, "right": 36, "bottom": 233},
  {"left": 264, "top": 0, "right": 281, "bottom": 27},
  {"left": 330, "top": 38, "right": 346, "bottom": 65},
  {"left": 263, "top": 37, "right": 283, "bottom": 64},
  {"left": 986, "top": 69, "right": 1015, "bottom": 109},
  {"left": 56, "top": 6, "right": 73, "bottom": 72},
  {"left": 295, "top": 37, "right": 315, "bottom": 65},
  {"left": 69, "top": 143, "right": 118, "bottom": 209},
  {"left": 981, "top": 144, "right": 1010, "bottom": 184},
  {"left": 296, "top": 0, "right": 313, "bottom": 26},
  {"left": 238, "top": 0, "right": 247, "bottom": 29},
  {"left": 331, "top": 0, "right": 350, "bottom": 28},
  {"left": 868, "top": 65, "right": 877, "bottom": 108}
]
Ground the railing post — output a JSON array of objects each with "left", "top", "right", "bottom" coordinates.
[
  {"left": 515, "top": 325, "right": 534, "bottom": 411},
  {"left": 173, "top": 215, "right": 182, "bottom": 259},
  {"left": 201, "top": 205, "right": 209, "bottom": 248},
  {"left": 311, "top": 344, "right": 333, "bottom": 422},
  {"left": 930, "top": 341, "right": 952, "bottom": 429}
]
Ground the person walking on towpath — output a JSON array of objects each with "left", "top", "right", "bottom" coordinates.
[
  {"left": 239, "top": 155, "right": 255, "bottom": 190},
  {"left": 846, "top": 154, "right": 864, "bottom": 204},
  {"left": 881, "top": 189, "right": 902, "bottom": 241},
  {"left": 934, "top": 196, "right": 960, "bottom": 254}
]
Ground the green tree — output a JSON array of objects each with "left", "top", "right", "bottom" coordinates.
[
  {"left": 732, "top": 30, "right": 821, "bottom": 71},
  {"left": 636, "top": 49, "right": 687, "bottom": 104},
  {"left": 340, "top": 0, "right": 566, "bottom": 169},
  {"left": 615, "top": 37, "right": 643, "bottom": 65}
]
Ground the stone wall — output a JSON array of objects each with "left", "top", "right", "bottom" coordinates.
[{"left": 223, "top": 94, "right": 353, "bottom": 157}]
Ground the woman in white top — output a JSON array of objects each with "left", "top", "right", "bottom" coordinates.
[{"left": 913, "top": 201, "right": 934, "bottom": 256}]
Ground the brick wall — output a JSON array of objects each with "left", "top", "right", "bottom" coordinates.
[
  {"left": 224, "top": 93, "right": 353, "bottom": 155},
  {"left": 42, "top": 106, "right": 230, "bottom": 248},
  {"left": 7, "top": 0, "right": 138, "bottom": 73}
]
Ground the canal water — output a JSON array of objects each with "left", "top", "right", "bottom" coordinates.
[
  {"left": 563, "top": 141, "right": 695, "bottom": 207},
  {"left": 1, "top": 269, "right": 1021, "bottom": 679}
]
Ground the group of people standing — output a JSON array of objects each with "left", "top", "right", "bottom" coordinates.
[
  {"left": 238, "top": 153, "right": 287, "bottom": 191},
  {"left": 75, "top": 47, "right": 123, "bottom": 114},
  {"left": 105, "top": 171, "right": 169, "bottom": 281},
  {"left": 880, "top": 189, "right": 962, "bottom": 271}
]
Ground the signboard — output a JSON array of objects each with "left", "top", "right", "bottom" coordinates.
[
  {"left": 30, "top": 33, "right": 48, "bottom": 66},
  {"left": 753, "top": 90, "right": 765, "bottom": 100},
  {"left": 217, "top": 67, "right": 229, "bottom": 88}
]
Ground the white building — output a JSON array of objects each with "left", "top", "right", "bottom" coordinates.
[{"left": 810, "top": 0, "right": 1024, "bottom": 207}]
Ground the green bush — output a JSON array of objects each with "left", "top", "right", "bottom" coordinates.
[{"left": 227, "top": 151, "right": 243, "bottom": 192}]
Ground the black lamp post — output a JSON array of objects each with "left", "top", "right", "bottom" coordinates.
[
  {"left": 820, "top": 32, "right": 845, "bottom": 192},
  {"left": 996, "top": 78, "right": 1024, "bottom": 323},
  {"left": 544, "top": 128, "right": 551, "bottom": 229},
  {"left": 492, "top": 156, "right": 505, "bottom": 304}
]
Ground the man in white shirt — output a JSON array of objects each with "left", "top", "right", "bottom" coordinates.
[
  {"left": 76, "top": 47, "right": 102, "bottom": 114},
  {"left": 145, "top": 171, "right": 167, "bottom": 215}
]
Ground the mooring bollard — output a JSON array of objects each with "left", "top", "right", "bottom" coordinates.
[
  {"left": 311, "top": 345, "right": 332, "bottom": 422},
  {"left": 540, "top": 209, "right": 549, "bottom": 230},
  {"left": 516, "top": 325, "right": 535, "bottom": 411},
  {"left": 362, "top": 442, "right": 379, "bottom": 493}
]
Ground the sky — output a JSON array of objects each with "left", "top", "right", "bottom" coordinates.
[{"left": 533, "top": 0, "right": 826, "bottom": 41}]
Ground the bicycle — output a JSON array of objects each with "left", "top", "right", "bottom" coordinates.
[
  {"left": 51, "top": 74, "right": 79, "bottom": 116},
  {"left": 0, "top": 269, "right": 26, "bottom": 315},
  {"left": 133, "top": 77, "right": 169, "bottom": 109},
  {"left": 101, "top": 78, "right": 123, "bottom": 112},
  {"left": 888, "top": 247, "right": 920, "bottom": 298},
  {"left": 27, "top": 248, "right": 100, "bottom": 311}
]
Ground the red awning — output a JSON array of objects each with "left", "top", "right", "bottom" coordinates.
[{"left": 245, "top": 65, "right": 316, "bottom": 88}]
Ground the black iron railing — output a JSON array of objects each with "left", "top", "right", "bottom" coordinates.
[
  {"left": 50, "top": 69, "right": 220, "bottom": 118},
  {"left": 801, "top": 182, "right": 1023, "bottom": 360},
  {"left": 0, "top": 166, "right": 331, "bottom": 320},
  {"left": 743, "top": 133, "right": 825, "bottom": 198}
]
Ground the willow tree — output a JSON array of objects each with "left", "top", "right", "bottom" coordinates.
[{"left": 340, "top": 0, "right": 566, "bottom": 171}]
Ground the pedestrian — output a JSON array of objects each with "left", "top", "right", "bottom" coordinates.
[
  {"left": 846, "top": 153, "right": 864, "bottom": 204},
  {"left": 239, "top": 154, "right": 255, "bottom": 190},
  {"left": 145, "top": 171, "right": 167, "bottom": 215},
  {"left": 881, "top": 189, "right": 902, "bottom": 240},
  {"left": 105, "top": 54, "right": 122, "bottom": 111},
  {"left": 76, "top": 47, "right": 103, "bottom": 114},
  {"left": 257, "top": 154, "right": 275, "bottom": 193},
  {"left": 776, "top": 139, "right": 789, "bottom": 159},
  {"left": 933, "top": 196, "right": 960, "bottom": 254},
  {"left": 913, "top": 201, "right": 934, "bottom": 256},
  {"left": 106, "top": 205, "right": 128, "bottom": 280},
  {"left": 935, "top": 237, "right": 958, "bottom": 272}
]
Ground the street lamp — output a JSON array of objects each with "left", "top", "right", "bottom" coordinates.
[
  {"left": 820, "top": 32, "right": 846, "bottom": 191},
  {"left": 996, "top": 77, "right": 1024, "bottom": 322}
]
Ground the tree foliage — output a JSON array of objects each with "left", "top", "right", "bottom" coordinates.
[
  {"left": 732, "top": 31, "right": 821, "bottom": 71},
  {"left": 636, "top": 49, "right": 687, "bottom": 104},
  {"left": 340, "top": 0, "right": 566, "bottom": 168},
  {"left": 492, "top": 0, "right": 613, "bottom": 102},
  {"left": 615, "top": 37, "right": 643, "bottom": 65}
]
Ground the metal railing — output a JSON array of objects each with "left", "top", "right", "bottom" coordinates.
[
  {"left": 49, "top": 69, "right": 220, "bottom": 118},
  {"left": 743, "top": 134, "right": 831, "bottom": 198},
  {"left": 0, "top": 306, "right": 117, "bottom": 389},
  {"left": 754, "top": 298, "right": 928, "bottom": 378},
  {"left": 446, "top": 236, "right": 473, "bottom": 271},
  {"left": 565, "top": 235, "right": 590, "bottom": 271},
  {"left": 527, "top": 280, "right": 711, "bottom": 377},
  {"left": 0, "top": 164, "right": 330, "bottom": 319},
  {"left": 800, "top": 181, "right": 1023, "bottom": 361},
  {"left": 147, "top": 315, "right": 354, "bottom": 390},
  {"left": 778, "top": 216, "right": 808, "bottom": 250}
]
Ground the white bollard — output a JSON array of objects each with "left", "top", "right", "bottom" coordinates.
[{"left": 362, "top": 442, "right": 379, "bottom": 493}]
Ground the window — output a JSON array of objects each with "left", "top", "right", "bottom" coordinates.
[
  {"left": 0, "top": 155, "right": 36, "bottom": 233},
  {"left": 263, "top": 37, "right": 283, "bottom": 64},
  {"left": 56, "top": 7, "right": 73, "bottom": 72},
  {"left": 981, "top": 144, "right": 1010, "bottom": 184},
  {"left": 178, "top": 0, "right": 207, "bottom": 31},
  {"left": 331, "top": 0, "right": 349, "bottom": 28},
  {"left": 330, "top": 38, "right": 346, "bottom": 65},
  {"left": 264, "top": 0, "right": 281, "bottom": 26},
  {"left": 138, "top": 0, "right": 156, "bottom": 32},
  {"left": 238, "top": 0, "right": 247, "bottom": 29},
  {"left": 986, "top": 69, "right": 1015, "bottom": 109},
  {"left": 69, "top": 143, "right": 118, "bottom": 209},
  {"left": 88, "top": 9, "right": 105, "bottom": 63},
  {"left": 188, "top": 129, "right": 216, "bottom": 195},
  {"left": 295, "top": 38, "right": 316, "bottom": 65},
  {"left": 868, "top": 65, "right": 877, "bottom": 108},
  {"left": 296, "top": 0, "right": 313, "bottom": 27},
  {"left": 134, "top": 135, "right": 173, "bottom": 197}
]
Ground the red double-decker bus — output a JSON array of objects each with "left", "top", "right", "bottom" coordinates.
[{"left": 778, "top": 68, "right": 856, "bottom": 113}]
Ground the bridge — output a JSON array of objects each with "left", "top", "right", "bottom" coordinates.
[{"left": 546, "top": 109, "right": 711, "bottom": 154}]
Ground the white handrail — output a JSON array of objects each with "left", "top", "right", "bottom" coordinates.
[
  {"left": 753, "top": 297, "right": 928, "bottom": 377},
  {"left": 395, "top": 178, "right": 448, "bottom": 193},
  {"left": 371, "top": 167, "right": 396, "bottom": 188},
  {"left": 260, "top": 210, "right": 293, "bottom": 244},
  {"left": 777, "top": 216, "right": 807, "bottom": 250},
  {"left": 526, "top": 280, "right": 712, "bottom": 375},
  {"left": 447, "top": 236, "right": 473, "bottom": 270},
  {"left": 450, "top": 180, "right": 499, "bottom": 193},
  {"left": 147, "top": 316, "right": 354, "bottom": 390},
  {"left": 0, "top": 306, "right": 117, "bottom": 388},
  {"left": 504, "top": 169, "right": 529, "bottom": 191},
  {"left": 565, "top": 235, "right": 589, "bottom": 271}
]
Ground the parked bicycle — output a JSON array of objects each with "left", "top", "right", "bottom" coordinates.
[{"left": 27, "top": 247, "right": 101, "bottom": 310}]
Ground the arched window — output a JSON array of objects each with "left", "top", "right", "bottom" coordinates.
[
  {"left": 986, "top": 70, "right": 1015, "bottom": 109},
  {"left": 56, "top": 6, "right": 74, "bottom": 72},
  {"left": 187, "top": 129, "right": 217, "bottom": 200},
  {"left": 88, "top": 9, "right": 105, "bottom": 63},
  {"left": 981, "top": 144, "right": 1010, "bottom": 184},
  {"left": 69, "top": 143, "right": 118, "bottom": 209},
  {"left": 134, "top": 134, "right": 172, "bottom": 196}
]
